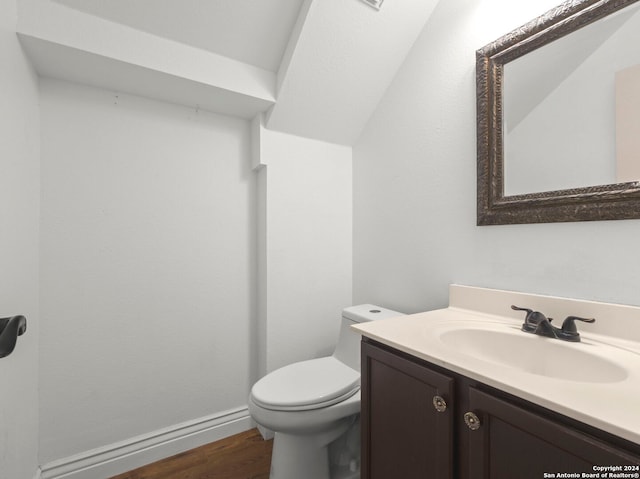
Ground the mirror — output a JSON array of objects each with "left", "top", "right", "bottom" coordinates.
[{"left": 477, "top": 0, "right": 640, "bottom": 225}]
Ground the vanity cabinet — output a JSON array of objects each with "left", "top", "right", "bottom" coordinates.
[
  {"left": 360, "top": 339, "right": 454, "bottom": 479},
  {"left": 361, "top": 339, "right": 640, "bottom": 479}
]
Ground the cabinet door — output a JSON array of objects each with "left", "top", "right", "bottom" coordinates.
[
  {"left": 466, "top": 387, "right": 640, "bottom": 479},
  {"left": 361, "top": 341, "right": 454, "bottom": 479}
]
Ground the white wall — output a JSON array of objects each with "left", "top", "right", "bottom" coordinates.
[
  {"left": 38, "top": 79, "right": 256, "bottom": 464},
  {"left": 0, "top": 0, "right": 40, "bottom": 477},
  {"left": 254, "top": 122, "right": 353, "bottom": 374},
  {"left": 353, "top": 0, "right": 640, "bottom": 314}
]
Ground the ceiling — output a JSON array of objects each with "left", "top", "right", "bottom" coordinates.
[
  {"left": 53, "top": 0, "right": 305, "bottom": 72},
  {"left": 44, "top": 0, "right": 439, "bottom": 145}
]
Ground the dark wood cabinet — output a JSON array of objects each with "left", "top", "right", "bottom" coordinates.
[
  {"left": 466, "top": 387, "right": 640, "bottom": 479},
  {"left": 361, "top": 340, "right": 454, "bottom": 479},
  {"left": 361, "top": 339, "right": 640, "bottom": 479}
]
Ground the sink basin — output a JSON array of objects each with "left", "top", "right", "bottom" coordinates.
[{"left": 438, "top": 326, "right": 628, "bottom": 383}]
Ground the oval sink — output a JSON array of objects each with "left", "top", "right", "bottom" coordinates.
[{"left": 439, "top": 327, "right": 628, "bottom": 383}]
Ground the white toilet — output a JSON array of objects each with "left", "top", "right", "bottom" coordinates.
[{"left": 248, "top": 304, "right": 404, "bottom": 479}]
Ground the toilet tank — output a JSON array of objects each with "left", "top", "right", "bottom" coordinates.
[{"left": 333, "top": 304, "right": 404, "bottom": 371}]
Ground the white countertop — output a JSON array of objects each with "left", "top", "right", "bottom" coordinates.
[{"left": 352, "top": 286, "right": 640, "bottom": 446}]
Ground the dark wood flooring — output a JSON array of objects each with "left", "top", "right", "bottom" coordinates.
[{"left": 109, "top": 428, "right": 273, "bottom": 479}]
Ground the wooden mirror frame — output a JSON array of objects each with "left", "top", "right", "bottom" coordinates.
[{"left": 476, "top": 0, "right": 640, "bottom": 225}]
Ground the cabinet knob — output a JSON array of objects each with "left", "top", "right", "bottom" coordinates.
[
  {"left": 464, "top": 412, "right": 481, "bottom": 430},
  {"left": 432, "top": 395, "right": 447, "bottom": 413}
]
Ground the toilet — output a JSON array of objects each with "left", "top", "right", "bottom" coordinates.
[{"left": 248, "top": 304, "right": 404, "bottom": 479}]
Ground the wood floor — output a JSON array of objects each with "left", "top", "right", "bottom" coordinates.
[{"left": 109, "top": 428, "right": 273, "bottom": 479}]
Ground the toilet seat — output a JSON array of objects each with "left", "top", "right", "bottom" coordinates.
[{"left": 250, "top": 357, "right": 360, "bottom": 412}]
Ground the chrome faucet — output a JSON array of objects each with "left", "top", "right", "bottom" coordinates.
[{"left": 511, "top": 305, "right": 595, "bottom": 342}]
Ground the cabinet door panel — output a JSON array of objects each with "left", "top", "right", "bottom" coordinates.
[
  {"left": 362, "top": 341, "right": 454, "bottom": 479},
  {"left": 467, "top": 387, "right": 640, "bottom": 479}
]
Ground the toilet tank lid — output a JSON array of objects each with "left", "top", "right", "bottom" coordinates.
[{"left": 342, "top": 304, "right": 404, "bottom": 323}]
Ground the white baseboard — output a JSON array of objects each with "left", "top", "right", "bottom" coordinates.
[{"left": 40, "top": 406, "right": 253, "bottom": 479}]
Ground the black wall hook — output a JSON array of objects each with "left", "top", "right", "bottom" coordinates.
[{"left": 0, "top": 315, "right": 27, "bottom": 358}]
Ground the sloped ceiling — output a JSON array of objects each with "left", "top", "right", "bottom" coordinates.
[
  {"left": 268, "top": 0, "right": 440, "bottom": 145},
  {"left": 53, "top": 0, "right": 305, "bottom": 72},
  {"left": 43, "top": 0, "right": 439, "bottom": 146}
]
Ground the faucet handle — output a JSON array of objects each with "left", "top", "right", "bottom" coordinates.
[
  {"left": 512, "top": 305, "right": 550, "bottom": 323},
  {"left": 512, "top": 305, "right": 551, "bottom": 333},
  {"left": 511, "top": 305, "right": 533, "bottom": 315},
  {"left": 561, "top": 315, "right": 596, "bottom": 334}
]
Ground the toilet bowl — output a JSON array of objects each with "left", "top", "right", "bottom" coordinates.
[{"left": 248, "top": 304, "right": 404, "bottom": 479}]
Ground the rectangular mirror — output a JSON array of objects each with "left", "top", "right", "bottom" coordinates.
[{"left": 477, "top": 0, "right": 640, "bottom": 225}]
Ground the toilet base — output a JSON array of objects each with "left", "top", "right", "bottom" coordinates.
[
  {"left": 268, "top": 416, "right": 355, "bottom": 479},
  {"left": 270, "top": 433, "right": 330, "bottom": 479}
]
